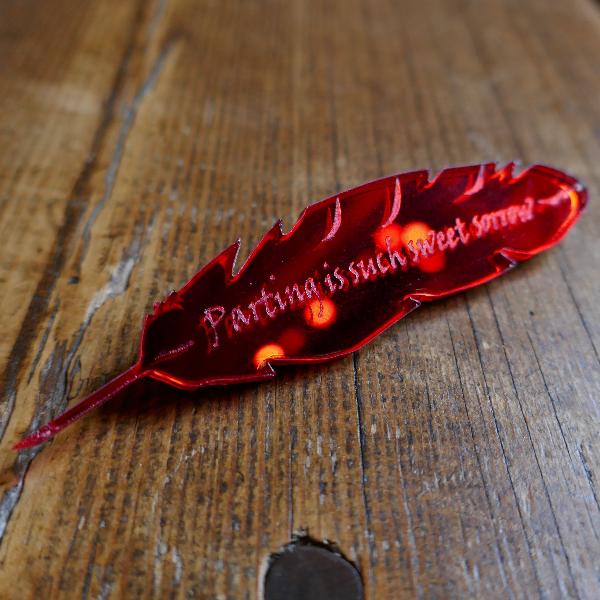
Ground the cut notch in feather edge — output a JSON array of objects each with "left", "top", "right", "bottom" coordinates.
[
  {"left": 179, "top": 239, "right": 241, "bottom": 293},
  {"left": 381, "top": 178, "right": 402, "bottom": 228},
  {"left": 234, "top": 220, "right": 284, "bottom": 280},
  {"left": 322, "top": 198, "right": 342, "bottom": 242}
]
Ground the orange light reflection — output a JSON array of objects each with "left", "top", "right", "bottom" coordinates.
[
  {"left": 253, "top": 344, "right": 285, "bottom": 368},
  {"left": 375, "top": 221, "right": 447, "bottom": 273},
  {"left": 304, "top": 298, "right": 337, "bottom": 328},
  {"left": 374, "top": 223, "right": 402, "bottom": 251},
  {"left": 401, "top": 221, "right": 446, "bottom": 273}
]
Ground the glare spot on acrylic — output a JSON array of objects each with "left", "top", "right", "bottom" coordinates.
[
  {"left": 374, "top": 223, "right": 402, "bottom": 251},
  {"left": 304, "top": 298, "right": 337, "bottom": 328},
  {"left": 254, "top": 344, "right": 285, "bottom": 368},
  {"left": 400, "top": 221, "right": 446, "bottom": 273}
]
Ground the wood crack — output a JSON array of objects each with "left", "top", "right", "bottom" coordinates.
[
  {"left": 73, "top": 39, "right": 176, "bottom": 278},
  {"left": 0, "top": 0, "right": 171, "bottom": 548},
  {"left": 485, "top": 287, "right": 580, "bottom": 599},
  {"left": 464, "top": 297, "right": 543, "bottom": 592},
  {"left": 0, "top": 0, "right": 147, "bottom": 447},
  {"left": 351, "top": 353, "right": 375, "bottom": 577},
  {"left": 445, "top": 314, "right": 513, "bottom": 593}
]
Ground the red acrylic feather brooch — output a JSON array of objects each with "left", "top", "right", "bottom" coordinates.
[{"left": 15, "top": 163, "right": 586, "bottom": 449}]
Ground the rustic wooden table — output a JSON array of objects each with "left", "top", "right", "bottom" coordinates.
[{"left": 0, "top": 0, "right": 599, "bottom": 598}]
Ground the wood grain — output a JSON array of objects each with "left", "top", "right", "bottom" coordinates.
[{"left": 0, "top": 0, "right": 599, "bottom": 598}]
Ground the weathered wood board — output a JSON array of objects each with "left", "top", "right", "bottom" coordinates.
[{"left": 0, "top": 0, "right": 599, "bottom": 597}]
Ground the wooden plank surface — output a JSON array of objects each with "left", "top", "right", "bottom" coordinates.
[{"left": 0, "top": 0, "right": 599, "bottom": 597}]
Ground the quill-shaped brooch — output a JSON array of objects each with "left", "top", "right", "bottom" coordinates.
[{"left": 15, "top": 163, "right": 586, "bottom": 449}]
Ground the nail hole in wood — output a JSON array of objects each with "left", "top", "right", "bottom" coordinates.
[{"left": 262, "top": 533, "right": 364, "bottom": 600}]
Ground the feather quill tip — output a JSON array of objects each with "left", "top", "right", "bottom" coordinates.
[{"left": 14, "top": 426, "right": 55, "bottom": 449}]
